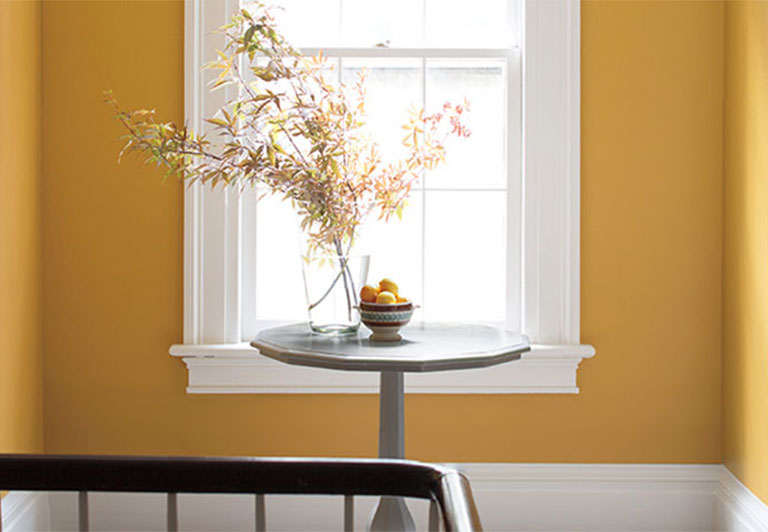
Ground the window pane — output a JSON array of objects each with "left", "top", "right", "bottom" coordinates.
[
  {"left": 425, "top": 59, "right": 506, "bottom": 190},
  {"left": 341, "top": 58, "right": 421, "bottom": 165},
  {"left": 256, "top": 0, "right": 518, "bottom": 49},
  {"left": 258, "top": 0, "right": 340, "bottom": 48},
  {"left": 425, "top": 0, "right": 514, "bottom": 48},
  {"left": 247, "top": 57, "right": 338, "bottom": 89},
  {"left": 423, "top": 191, "right": 506, "bottom": 322},
  {"left": 255, "top": 191, "right": 305, "bottom": 321},
  {"left": 341, "top": 0, "right": 423, "bottom": 48},
  {"left": 356, "top": 191, "right": 424, "bottom": 321},
  {"left": 243, "top": 57, "right": 338, "bottom": 161}
]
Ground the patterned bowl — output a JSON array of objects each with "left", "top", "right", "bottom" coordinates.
[{"left": 359, "top": 301, "right": 414, "bottom": 342}]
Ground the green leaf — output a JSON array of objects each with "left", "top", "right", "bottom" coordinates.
[
  {"left": 244, "top": 25, "right": 256, "bottom": 46},
  {"left": 205, "top": 118, "right": 229, "bottom": 128}
]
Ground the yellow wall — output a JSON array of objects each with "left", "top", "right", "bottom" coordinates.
[
  {"left": 0, "top": 0, "right": 44, "bottom": 455},
  {"left": 41, "top": 0, "right": 724, "bottom": 462},
  {"left": 723, "top": 0, "right": 768, "bottom": 505}
]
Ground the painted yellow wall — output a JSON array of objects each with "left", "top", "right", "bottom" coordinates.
[
  {"left": 0, "top": 0, "right": 44, "bottom": 454},
  {"left": 41, "top": 0, "right": 723, "bottom": 462},
  {"left": 723, "top": 0, "right": 768, "bottom": 505}
]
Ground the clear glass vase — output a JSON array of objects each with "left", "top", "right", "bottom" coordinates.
[{"left": 301, "top": 253, "right": 370, "bottom": 335}]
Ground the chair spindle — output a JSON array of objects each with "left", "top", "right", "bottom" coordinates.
[
  {"left": 429, "top": 499, "right": 440, "bottom": 532},
  {"left": 78, "top": 491, "right": 89, "bottom": 532},
  {"left": 255, "top": 493, "right": 265, "bottom": 532},
  {"left": 167, "top": 492, "right": 178, "bottom": 532},
  {"left": 344, "top": 495, "right": 354, "bottom": 532}
]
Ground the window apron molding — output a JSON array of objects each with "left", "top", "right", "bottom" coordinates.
[{"left": 173, "top": 0, "right": 595, "bottom": 394}]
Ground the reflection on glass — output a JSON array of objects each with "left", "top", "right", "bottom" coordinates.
[
  {"left": 423, "top": 191, "right": 506, "bottom": 321},
  {"left": 426, "top": 59, "right": 506, "bottom": 190}
]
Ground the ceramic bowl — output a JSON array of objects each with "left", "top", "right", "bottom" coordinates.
[{"left": 359, "top": 301, "right": 414, "bottom": 342}]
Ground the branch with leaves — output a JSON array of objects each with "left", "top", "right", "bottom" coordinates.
[{"left": 107, "top": 2, "right": 470, "bottom": 257}]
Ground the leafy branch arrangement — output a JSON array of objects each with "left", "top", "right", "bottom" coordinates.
[{"left": 107, "top": 2, "right": 469, "bottom": 319}]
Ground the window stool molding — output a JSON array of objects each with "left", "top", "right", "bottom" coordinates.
[
  {"left": 173, "top": 0, "right": 595, "bottom": 394},
  {"left": 170, "top": 342, "right": 595, "bottom": 394}
]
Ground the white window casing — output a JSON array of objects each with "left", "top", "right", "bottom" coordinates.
[{"left": 171, "top": 0, "right": 595, "bottom": 394}]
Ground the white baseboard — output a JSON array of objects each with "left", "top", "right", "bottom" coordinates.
[
  {"left": 1, "top": 491, "right": 49, "bottom": 532},
  {"left": 456, "top": 463, "right": 722, "bottom": 532},
  {"left": 5, "top": 463, "right": 768, "bottom": 532},
  {"left": 715, "top": 468, "right": 768, "bottom": 532}
]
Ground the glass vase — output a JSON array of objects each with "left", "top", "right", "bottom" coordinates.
[{"left": 301, "top": 253, "right": 370, "bottom": 335}]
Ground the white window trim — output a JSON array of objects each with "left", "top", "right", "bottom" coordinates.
[{"left": 171, "top": 0, "right": 595, "bottom": 394}]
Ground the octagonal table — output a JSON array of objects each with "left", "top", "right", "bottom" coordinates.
[{"left": 251, "top": 322, "right": 530, "bottom": 531}]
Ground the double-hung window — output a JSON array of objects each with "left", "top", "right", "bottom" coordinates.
[{"left": 172, "top": 0, "right": 595, "bottom": 394}]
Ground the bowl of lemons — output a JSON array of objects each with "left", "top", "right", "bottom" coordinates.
[{"left": 359, "top": 278, "right": 414, "bottom": 342}]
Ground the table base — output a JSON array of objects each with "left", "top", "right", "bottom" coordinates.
[
  {"left": 368, "top": 497, "right": 415, "bottom": 532},
  {"left": 368, "top": 371, "right": 415, "bottom": 532}
]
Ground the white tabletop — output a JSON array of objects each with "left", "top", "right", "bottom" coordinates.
[{"left": 251, "top": 322, "right": 530, "bottom": 372}]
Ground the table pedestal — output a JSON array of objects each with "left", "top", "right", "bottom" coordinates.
[
  {"left": 252, "top": 323, "right": 529, "bottom": 531},
  {"left": 368, "top": 371, "right": 415, "bottom": 532}
]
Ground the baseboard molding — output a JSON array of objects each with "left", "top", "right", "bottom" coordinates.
[
  {"left": 459, "top": 463, "right": 722, "bottom": 532},
  {"left": 1, "top": 491, "right": 49, "bottom": 532},
  {"left": 716, "top": 468, "right": 768, "bottom": 532},
  {"left": 5, "top": 463, "right": 767, "bottom": 531}
]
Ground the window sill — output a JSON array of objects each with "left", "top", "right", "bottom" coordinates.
[{"left": 169, "top": 339, "right": 595, "bottom": 395}]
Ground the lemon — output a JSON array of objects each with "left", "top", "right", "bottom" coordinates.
[
  {"left": 378, "top": 278, "right": 399, "bottom": 296},
  {"left": 360, "top": 284, "right": 379, "bottom": 303},
  {"left": 376, "top": 291, "right": 397, "bottom": 304}
]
